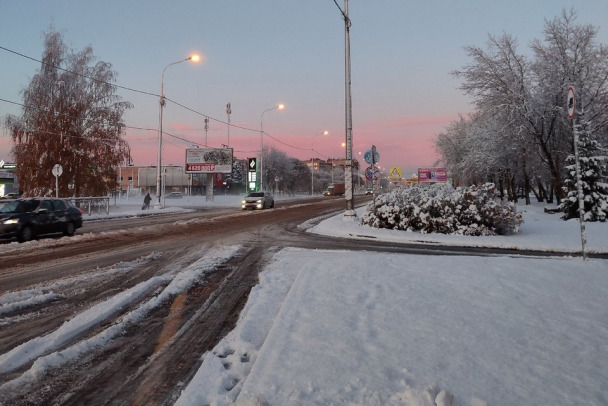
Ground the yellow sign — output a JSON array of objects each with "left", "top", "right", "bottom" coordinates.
[{"left": 388, "top": 166, "right": 402, "bottom": 180}]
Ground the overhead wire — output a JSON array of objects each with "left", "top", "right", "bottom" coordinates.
[{"left": 1, "top": 45, "right": 325, "bottom": 157}]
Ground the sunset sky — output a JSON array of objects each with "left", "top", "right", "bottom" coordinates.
[{"left": 2, "top": 1, "right": 607, "bottom": 177}]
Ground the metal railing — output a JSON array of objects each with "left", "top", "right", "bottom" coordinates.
[{"left": 68, "top": 197, "right": 110, "bottom": 216}]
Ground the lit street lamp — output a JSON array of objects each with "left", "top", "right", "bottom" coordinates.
[
  {"left": 259, "top": 104, "right": 285, "bottom": 191},
  {"left": 154, "top": 54, "right": 200, "bottom": 209},
  {"left": 311, "top": 130, "right": 329, "bottom": 194}
]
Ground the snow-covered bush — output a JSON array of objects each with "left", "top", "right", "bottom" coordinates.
[{"left": 360, "top": 183, "right": 523, "bottom": 235}]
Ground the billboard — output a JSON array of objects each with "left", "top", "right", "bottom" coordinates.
[
  {"left": 185, "top": 148, "right": 233, "bottom": 174},
  {"left": 417, "top": 167, "right": 447, "bottom": 183}
]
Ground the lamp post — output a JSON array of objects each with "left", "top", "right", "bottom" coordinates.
[
  {"left": 154, "top": 54, "right": 200, "bottom": 209},
  {"left": 311, "top": 130, "right": 329, "bottom": 194},
  {"left": 259, "top": 104, "right": 285, "bottom": 191}
]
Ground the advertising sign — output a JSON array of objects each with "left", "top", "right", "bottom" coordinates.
[
  {"left": 248, "top": 157, "right": 257, "bottom": 172},
  {"left": 418, "top": 167, "right": 447, "bottom": 183},
  {"left": 185, "top": 148, "right": 233, "bottom": 173}
]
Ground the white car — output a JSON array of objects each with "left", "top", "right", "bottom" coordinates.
[{"left": 241, "top": 191, "right": 274, "bottom": 210}]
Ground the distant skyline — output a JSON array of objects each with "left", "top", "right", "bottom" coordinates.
[{"left": 2, "top": 1, "right": 608, "bottom": 176}]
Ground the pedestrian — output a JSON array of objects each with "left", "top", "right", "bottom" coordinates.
[{"left": 143, "top": 192, "right": 151, "bottom": 210}]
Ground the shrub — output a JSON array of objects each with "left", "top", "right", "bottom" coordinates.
[{"left": 360, "top": 183, "right": 523, "bottom": 235}]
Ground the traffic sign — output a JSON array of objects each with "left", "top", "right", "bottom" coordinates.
[
  {"left": 364, "top": 149, "right": 380, "bottom": 165},
  {"left": 567, "top": 86, "right": 575, "bottom": 120},
  {"left": 389, "top": 166, "right": 401, "bottom": 180},
  {"left": 365, "top": 165, "right": 379, "bottom": 181},
  {"left": 52, "top": 163, "right": 63, "bottom": 177}
]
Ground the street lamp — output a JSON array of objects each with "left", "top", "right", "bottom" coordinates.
[
  {"left": 154, "top": 54, "right": 200, "bottom": 209},
  {"left": 259, "top": 103, "right": 285, "bottom": 191},
  {"left": 311, "top": 130, "right": 329, "bottom": 194}
]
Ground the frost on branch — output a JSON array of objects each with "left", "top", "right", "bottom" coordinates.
[{"left": 360, "top": 183, "right": 523, "bottom": 236}]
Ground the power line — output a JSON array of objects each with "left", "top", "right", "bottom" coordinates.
[
  {"left": 0, "top": 46, "right": 261, "bottom": 134},
  {"left": 0, "top": 46, "right": 158, "bottom": 98},
  {"left": 1, "top": 46, "right": 324, "bottom": 156}
]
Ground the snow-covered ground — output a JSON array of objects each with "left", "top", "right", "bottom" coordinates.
[{"left": 1, "top": 195, "right": 607, "bottom": 405}]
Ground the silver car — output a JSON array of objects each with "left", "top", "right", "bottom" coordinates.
[{"left": 241, "top": 191, "right": 274, "bottom": 210}]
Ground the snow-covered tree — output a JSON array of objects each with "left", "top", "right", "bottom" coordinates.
[
  {"left": 558, "top": 116, "right": 608, "bottom": 221},
  {"left": 226, "top": 159, "right": 246, "bottom": 187},
  {"left": 4, "top": 28, "right": 132, "bottom": 197},
  {"left": 262, "top": 145, "right": 311, "bottom": 194},
  {"left": 445, "top": 10, "right": 608, "bottom": 203}
]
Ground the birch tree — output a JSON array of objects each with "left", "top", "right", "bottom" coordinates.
[{"left": 4, "top": 28, "right": 132, "bottom": 197}]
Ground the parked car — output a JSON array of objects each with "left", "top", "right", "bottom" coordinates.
[
  {"left": 166, "top": 192, "right": 183, "bottom": 199},
  {"left": 241, "top": 191, "right": 274, "bottom": 210},
  {"left": 0, "top": 198, "right": 83, "bottom": 242},
  {"left": 1, "top": 192, "right": 20, "bottom": 199}
]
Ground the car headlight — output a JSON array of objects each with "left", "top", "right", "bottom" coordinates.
[
  {"left": 256, "top": 199, "right": 262, "bottom": 203},
  {"left": 3, "top": 219, "right": 19, "bottom": 225},
  {"left": 242, "top": 200, "right": 246, "bottom": 204}
]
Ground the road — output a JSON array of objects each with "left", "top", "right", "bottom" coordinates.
[
  {"left": 0, "top": 196, "right": 361, "bottom": 405},
  {"left": 1, "top": 195, "right": 598, "bottom": 405}
]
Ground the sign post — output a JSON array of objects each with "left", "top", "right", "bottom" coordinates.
[
  {"left": 567, "top": 86, "right": 587, "bottom": 260},
  {"left": 52, "top": 163, "right": 63, "bottom": 198}
]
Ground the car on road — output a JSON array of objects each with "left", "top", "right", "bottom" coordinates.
[
  {"left": 241, "top": 191, "right": 274, "bottom": 210},
  {"left": 166, "top": 192, "right": 183, "bottom": 199},
  {"left": 365, "top": 188, "right": 373, "bottom": 195},
  {"left": 0, "top": 198, "right": 83, "bottom": 242}
]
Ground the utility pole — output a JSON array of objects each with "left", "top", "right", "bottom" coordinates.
[{"left": 342, "top": 0, "right": 356, "bottom": 217}]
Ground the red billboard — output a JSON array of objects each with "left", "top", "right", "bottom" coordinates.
[{"left": 417, "top": 167, "right": 447, "bottom": 183}]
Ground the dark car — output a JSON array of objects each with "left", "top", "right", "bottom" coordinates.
[
  {"left": 241, "top": 191, "right": 274, "bottom": 210},
  {"left": 0, "top": 198, "right": 83, "bottom": 242}
]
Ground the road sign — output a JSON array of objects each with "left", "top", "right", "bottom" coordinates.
[
  {"left": 388, "top": 166, "right": 401, "bottom": 180},
  {"left": 52, "top": 163, "right": 63, "bottom": 177},
  {"left": 365, "top": 165, "right": 379, "bottom": 181},
  {"left": 567, "top": 86, "right": 575, "bottom": 120},
  {"left": 364, "top": 149, "right": 380, "bottom": 165}
]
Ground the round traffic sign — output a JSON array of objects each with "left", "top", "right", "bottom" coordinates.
[
  {"left": 365, "top": 165, "right": 379, "bottom": 181},
  {"left": 364, "top": 150, "right": 380, "bottom": 165},
  {"left": 52, "top": 163, "right": 63, "bottom": 177},
  {"left": 567, "top": 86, "right": 575, "bottom": 120}
]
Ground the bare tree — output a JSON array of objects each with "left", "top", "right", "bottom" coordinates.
[{"left": 4, "top": 28, "right": 132, "bottom": 197}]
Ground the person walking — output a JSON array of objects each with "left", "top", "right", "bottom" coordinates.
[{"left": 143, "top": 192, "right": 151, "bottom": 210}]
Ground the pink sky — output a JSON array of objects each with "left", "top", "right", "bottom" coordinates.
[
  {"left": 119, "top": 113, "right": 453, "bottom": 176},
  {"left": 0, "top": 113, "right": 452, "bottom": 178}
]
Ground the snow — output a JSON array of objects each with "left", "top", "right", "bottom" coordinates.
[{"left": 1, "top": 195, "right": 607, "bottom": 405}]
